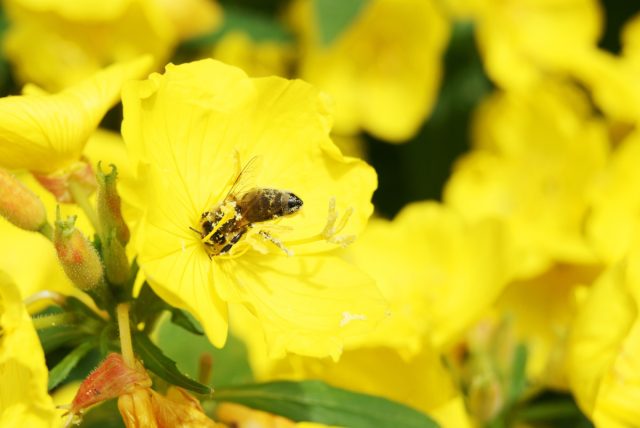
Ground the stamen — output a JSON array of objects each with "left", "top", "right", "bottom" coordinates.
[{"left": 285, "top": 197, "right": 356, "bottom": 248}]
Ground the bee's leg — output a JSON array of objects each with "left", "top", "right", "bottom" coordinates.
[
  {"left": 220, "top": 230, "right": 246, "bottom": 255},
  {"left": 258, "top": 230, "right": 293, "bottom": 256},
  {"left": 189, "top": 226, "right": 202, "bottom": 236}
]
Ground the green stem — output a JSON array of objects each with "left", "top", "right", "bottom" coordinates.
[
  {"left": 32, "top": 313, "right": 74, "bottom": 330},
  {"left": 68, "top": 180, "right": 100, "bottom": 234},
  {"left": 117, "top": 303, "right": 135, "bottom": 368}
]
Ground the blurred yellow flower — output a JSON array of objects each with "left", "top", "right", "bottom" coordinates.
[
  {"left": 3, "top": 0, "right": 220, "bottom": 91},
  {"left": 445, "top": 81, "right": 609, "bottom": 277},
  {"left": 121, "top": 59, "right": 386, "bottom": 359},
  {"left": 342, "top": 201, "right": 511, "bottom": 354},
  {"left": 567, "top": 246, "right": 640, "bottom": 427},
  {"left": 0, "top": 56, "right": 151, "bottom": 175},
  {"left": 587, "top": 129, "right": 640, "bottom": 264},
  {"left": 561, "top": 13, "right": 640, "bottom": 132},
  {"left": 249, "top": 338, "right": 472, "bottom": 428},
  {"left": 289, "top": 0, "right": 450, "bottom": 142},
  {"left": 0, "top": 271, "right": 58, "bottom": 427},
  {"left": 494, "top": 263, "right": 601, "bottom": 389},
  {"left": 468, "top": 0, "right": 602, "bottom": 89},
  {"left": 212, "top": 31, "right": 294, "bottom": 78}
]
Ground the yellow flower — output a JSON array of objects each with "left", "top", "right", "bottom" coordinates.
[
  {"left": 445, "top": 81, "right": 609, "bottom": 277},
  {"left": 493, "top": 263, "right": 601, "bottom": 389},
  {"left": 341, "top": 201, "right": 511, "bottom": 354},
  {"left": 288, "top": 0, "right": 450, "bottom": 142},
  {"left": 586, "top": 129, "right": 640, "bottom": 264},
  {"left": 3, "top": 0, "right": 219, "bottom": 91},
  {"left": 0, "top": 271, "right": 58, "bottom": 427},
  {"left": 212, "top": 31, "right": 294, "bottom": 78},
  {"left": 567, "top": 245, "right": 640, "bottom": 427},
  {"left": 121, "top": 59, "right": 386, "bottom": 359},
  {"left": 467, "top": 0, "right": 602, "bottom": 89},
  {"left": 0, "top": 56, "right": 151, "bottom": 175}
]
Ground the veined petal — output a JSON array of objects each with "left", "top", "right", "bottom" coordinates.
[
  {"left": 0, "top": 55, "right": 151, "bottom": 173},
  {"left": 219, "top": 253, "right": 386, "bottom": 359},
  {"left": 0, "top": 271, "right": 58, "bottom": 427}
]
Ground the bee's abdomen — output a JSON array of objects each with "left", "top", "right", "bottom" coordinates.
[{"left": 241, "top": 188, "right": 303, "bottom": 223}]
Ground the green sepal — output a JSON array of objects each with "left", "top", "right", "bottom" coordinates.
[
  {"left": 48, "top": 341, "right": 94, "bottom": 390},
  {"left": 132, "top": 283, "right": 203, "bottom": 336},
  {"left": 131, "top": 332, "right": 212, "bottom": 395},
  {"left": 170, "top": 309, "right": 204, "bottom": 336},
  {"left": 508, "top": 343, "right": 528, "bottom": 404},
  {"left": 313, "top": 0, "right": 369, "bottom": 46},
  {"left": 213, "top": 380, "right": 440, "bottom": 428},
  {"left": 38, "top": 325, "right": 87, "bottom": 354}
]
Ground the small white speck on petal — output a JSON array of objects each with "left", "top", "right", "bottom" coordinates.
[{"left": 340, "top": 311, "right": 367, "bottom": 327}]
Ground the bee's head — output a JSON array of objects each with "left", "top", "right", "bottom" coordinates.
[{"left": 286, "top": 193, "right": 303, "bottom": 214}]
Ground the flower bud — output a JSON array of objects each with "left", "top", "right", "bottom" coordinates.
[
  {"left": 68, "top": 353, "right": 151, "bottom": 420},
  {"left": 97, "top": 163, "right": 130, "bottom": 245},
  {"left": 468, "top": 375, "right": 504, "bottom": 423},
  {"left": 0, "top": 168, "right": 47, "bottom": 231},
  {"left": 103, "top": 230, "right": 130, "bottom": 286},
  {"left": 54, "top": 212, "right": 104, "bottom": 290}
]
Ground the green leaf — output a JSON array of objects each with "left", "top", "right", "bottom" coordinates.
[
  {"left": 38, "top": 325, "right": 87, "bottom": 354},
  {"left": 132, "top": 332, "right": 212, "bottom": 395},
  {"left": 170, "top": 309, "right": 204, "bottom": 335},
  {"left": 313, "top": 0, "right": 369, "bottom": 46},
  {"left": 214, "top": 380, "right": 439, "bottom": 428},
  {"left": 131, "top": 283, "right": 168, "bottom": 325},
  {"left": 156, "top": 316, "right": 254, "bottom": 387},
  {"left": 48, "top": 341, "right": 94, "bottom": 390}
]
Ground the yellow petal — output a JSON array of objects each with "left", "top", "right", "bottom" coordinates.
[
  {"left": 3, "top": 0, "right": 172, "bottom": 91},
  {"left": 473, "top": 0, "right": 602, "bottom": 89},
  {"left": 220, "top": 253, "right": 386, "bottom": 359},
  {"left": 567, "top": 255, "right": 640, "bottom": 426},
  {"left": 0, "top": 56, "right": 152, "bottom": 174},
  {"left": 0, "top": 271, "right": 58, "bottom": 427}
]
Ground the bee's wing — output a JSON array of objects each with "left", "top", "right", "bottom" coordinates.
[{"left": 223, "top": 155, "right": 262, "bottom": 202}]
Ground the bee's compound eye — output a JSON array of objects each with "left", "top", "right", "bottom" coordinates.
[{"left": 287, "top": 193, "right": 303, "bottom": 213}]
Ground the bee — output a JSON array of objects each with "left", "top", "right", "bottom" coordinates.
[{"left": 194, "top": 157, "right": 303, "bottom": 258}]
